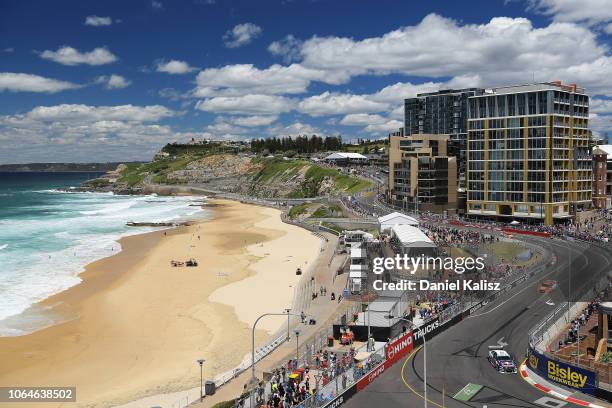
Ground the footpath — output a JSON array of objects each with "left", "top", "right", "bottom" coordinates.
[{"left": 191, "top": 230, "right": 351, "bottom": 408}]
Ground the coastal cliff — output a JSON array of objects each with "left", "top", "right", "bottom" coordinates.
[{"left": 80, "top": 152, "right": 371, "bottom": 199}]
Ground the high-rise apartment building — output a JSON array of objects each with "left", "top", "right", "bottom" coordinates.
[
  {"left": 405, "top": 88, "right": 484, "bottom": 183},
  {"left": 388, "top": 134, "right": 457, "bottom": 213},
  {"left": 466, "top": 81, "right": 591, "bottom": 225}
]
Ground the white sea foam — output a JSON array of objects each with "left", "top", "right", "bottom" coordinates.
[{"left": 0, "top": 191, "right": 208, "bottom": 336}]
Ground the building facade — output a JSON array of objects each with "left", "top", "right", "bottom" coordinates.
[
  {"left": 466, "top": 82, "right": 591, "bottom": 225},
  {"left": 388, "top": 134, "right": 457, "bottom": 213},
  {"left": 405, "top": 88, "right": 484, "bottom": 184},
  {"left": 592, "top": 145, "right": 612, "bottom": 209}
]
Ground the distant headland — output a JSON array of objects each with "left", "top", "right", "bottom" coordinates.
[{"left": 0, "top": 162, "right": 144, "bottom": 173}]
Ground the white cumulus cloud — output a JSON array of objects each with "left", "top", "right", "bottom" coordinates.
[
  {"left": 0, "top": 104, "right": 189, "bottom": 164},
  {"left": 0, "top": 72, "right": 81, "bottom": 93},
  {"left": 365, "top": 120, "right": 403, "bottom": 134},
  {"left": 527, "top": 0, "right": 612, "bottom": 26},
  {"left": 340, "top": 113, "right": 389, "bottom": 126},
  {"left": 193, "top": 63, "right": 347, "bottom": 97},
  {"left": 156, "top": 59, "right": 197, "bottom": 74},
  {"left": 223, "top": 23, "right": 262, "bottom": 48},
  {"left": 591, "top": 98, "right": 612, "bottom": 114},
  {"left": 232, "top": 115, "right": 278, "bottom": 127},
  {"left": 196, "top": 94, "right": 295, "bottom": 115},
  {"left": 268, "top": 34, "right": 303, "bottom": 63},
  {"left": 290, "top": 14, "right": 612, "bottom": 95},
  {"left": 22, "top": 104, "right": 175, "bottom": 123},
  {"left": 95, "top": 74, "right": 131, "bottom": 89},
  {"left": 298, "top": 92, "right": 389, "bottom": 117},
  {"left": 266, "top": 122, "right": 323, "bottom": 137},
  {"left": 40, "top": 46, "right": 117, "bottom": 66},
  {"left": 85, "top": 16, "right": 113, "bottom": 26}
]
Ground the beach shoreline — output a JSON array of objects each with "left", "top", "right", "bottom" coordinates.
[{"left": 0, "top": 198, "right": 324, "bottom": 407}]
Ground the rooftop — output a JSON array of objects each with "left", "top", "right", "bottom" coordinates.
[
  {"left": 378, "top": 211, "right": 419, "bottom": 226},
  {"left": 474, "top": 81, "right": 585, "bottom": 96},
  {"left": 411, "top": 88, "right": 484, "bottom": 98},
  {"left": 324, "top": 152, "right": 368, "bottom": 160},
  {"left": 391, "top": 225, "right": 435, "bottom": 247},
  {"left": 350, "top": 246, "right": 367, "bottom": 258},
  {"left": 593, "top": 145, "right": 612, "bottom": 158}
]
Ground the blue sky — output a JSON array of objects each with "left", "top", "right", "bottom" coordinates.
[{"left": 1, "top": 0, "right": 612, "bottom": 163}]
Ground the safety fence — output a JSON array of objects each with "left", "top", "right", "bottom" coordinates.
[
  {"left": 231, "top": 246, "right": 552, "bottom": 408},
  {"left": 527, "top": 272, "right": 611, "bottom": 399},
  {"left": 236, "top": 301, "right": 363, "bottom": 408},
  {"left": 194, "top": 210, "right": 554, "bottom": 407}
]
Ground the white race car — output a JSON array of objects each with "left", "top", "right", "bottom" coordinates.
[{"left": 487, "top": 349, "right": 518, "bottom": 374}]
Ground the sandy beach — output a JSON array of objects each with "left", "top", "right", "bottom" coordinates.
[{"left": 0, "top": 199, "right": 323, "bottom": 407}]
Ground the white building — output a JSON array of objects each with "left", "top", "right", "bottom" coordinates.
[
  {"left": 324, "top": 152, "right": 369, "bottom": 165},
  {"left": 390, "top": 225, "right": 436, "bottom": 257},
  {"left": 349, "top": 244, "right": 368, "bottom": 293},
  {"left": 341, "top": 230, "right": 374, "bottom": 248},
  {"left": 378, "top": 212, "right": 419, "bottom": 233}
]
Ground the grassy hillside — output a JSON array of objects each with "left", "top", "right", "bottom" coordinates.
[
  {"left": 118, "top": 158, "right": 193, "bottom": 186},
  {"left": 116, "top": 154, "right": 372, "bottom": 197}
]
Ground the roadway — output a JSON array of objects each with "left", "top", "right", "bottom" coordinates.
[{"left": 345, "top": 237, "right": 612, "bottom": 408}]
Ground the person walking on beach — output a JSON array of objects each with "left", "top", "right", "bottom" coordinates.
[{"left": 300, "top": 311, "right": 305, "bottom": 323}]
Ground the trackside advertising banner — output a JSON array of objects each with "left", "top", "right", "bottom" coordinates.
[
  {"left": 321, "top": 383, "right": 357, "bottom": 408},
  {"left": 356, "top": 360, "right": 389, "bottom": 391},
  {"left": 527, "top": 347, "right": 597, "bottom": 396},
  {"left": 326, "top": 306, "right": 476, "bottom": 406},
  {"left": 356, "top": 331, "right": 415, "bottom": 391},
  {"left": 385, "top": 330, "right": 414, "bottom": 365}
]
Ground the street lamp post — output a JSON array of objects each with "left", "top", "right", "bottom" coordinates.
[
  {"left": 251, "top": 312, "right": 302, "bottom": 384},
  {"left": 284, "top": 308, "right": 291, "bottom": 342},
  {"left": 387, "top": 315, "right": 427, "bottom": 408},
  {"left": 197, "top": 359, "right": 205, "bottom": 401},
  {"left": 367, "top": 299, "right": 371, "bottom": 351},
  {"left": 424, "top": 334, "right": 427, "bottom": 408},
  {"left": 295, "top": 329, "right": 301, "bottom": 366}
]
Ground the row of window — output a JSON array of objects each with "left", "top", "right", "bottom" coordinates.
[
  {"left": 469, "top": 128, "right": 549, "bottom": 140},
  {"left": 468, "top": 192, "right": 556, "bottom": 202},
  {"left": 468, "top": 91, "right": 589, "bottom": 119}
]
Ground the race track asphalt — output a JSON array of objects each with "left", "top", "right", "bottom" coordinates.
[{"left": 344, "top": 237, "right": 612, "bottom": 408}]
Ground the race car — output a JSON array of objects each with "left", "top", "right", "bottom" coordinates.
[
  {"left": 487, "top": 349, "right": 518, "bottom": 373},
  {"left": 538, "top": 279, "right": 557, "bottom": 294}
]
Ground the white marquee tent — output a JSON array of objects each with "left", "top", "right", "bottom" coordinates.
[{"left": 378, "top": 212, "right": 419, "bottom": 233}]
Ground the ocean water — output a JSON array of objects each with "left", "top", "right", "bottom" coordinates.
[{"left": 0, "top": 172, "right": 207, "bottom": 336}]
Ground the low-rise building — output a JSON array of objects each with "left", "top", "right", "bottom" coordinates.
[
  {"left": 390, "top": 225, "right": 436, "bottom": 257},
  {"left": 349, "top": 244, "right": 368, "bottom": 293},
  {"left": 388, "top": 134, "right": 458, "bottom": 213},
  {"left": 592, "top": 145, "right": 612, "bottom": 209},
  {"left": 378, "top": 211, "right": 419, "bottom": 234}
]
